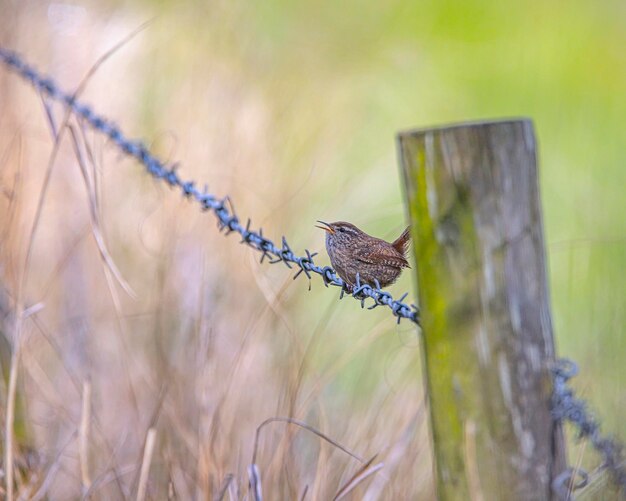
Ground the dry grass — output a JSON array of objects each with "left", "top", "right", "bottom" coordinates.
[{"left": 0, "top": 3, "right": 431, "bottom": 499}]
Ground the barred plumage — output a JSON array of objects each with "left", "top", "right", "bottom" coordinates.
[{"left": 317, "top": 221, "right": 411, "bottom": 288}]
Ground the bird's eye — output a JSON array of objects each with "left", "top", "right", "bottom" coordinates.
[{"left": 338, "top": 227, "right": 345, "bottom": 233}]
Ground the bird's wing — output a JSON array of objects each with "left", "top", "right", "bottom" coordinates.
[{"left": 354, "top": 244, "right": 410, "bottom": 269}]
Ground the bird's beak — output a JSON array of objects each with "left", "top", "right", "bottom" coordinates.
[{"left": 315, "top": 220, "right": 335, "bottom": 234}]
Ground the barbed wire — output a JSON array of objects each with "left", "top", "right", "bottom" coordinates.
[
  {"left": 0, "top": 48, "right": 419, "bottom": 325},
  {"left": 552, "top": 358, "right": 626, "bottom": 497}
]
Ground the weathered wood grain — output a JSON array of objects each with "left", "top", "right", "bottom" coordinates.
[{"left": 398, "top": 119, "right": 566, "bottom": 500}]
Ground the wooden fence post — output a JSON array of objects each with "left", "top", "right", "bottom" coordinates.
[{"left": 397, "top": 119, "right": 566, "bottom": 500}]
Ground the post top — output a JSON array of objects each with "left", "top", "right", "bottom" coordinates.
[{"left": 397, "top": 117, "right": 533, "bottom": 139}]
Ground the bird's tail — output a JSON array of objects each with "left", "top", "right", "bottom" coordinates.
[{"left": 392, "top": 226, "right": 411, "bottom": 256}]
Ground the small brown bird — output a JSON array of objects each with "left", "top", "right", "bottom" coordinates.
[{"left": 316, "top": 221, "right": 411, "bottom": 289}]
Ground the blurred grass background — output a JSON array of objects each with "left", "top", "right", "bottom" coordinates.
[{"left": 0, "top": 0, "right": 624, "bottom": 498}]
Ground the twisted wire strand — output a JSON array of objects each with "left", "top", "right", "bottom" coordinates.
[
  {"left": 552, "top": 359, "right": 626, "bottom": 495},
  {"left": 0, "top": 48, "right": 419, "bottom": 325}
]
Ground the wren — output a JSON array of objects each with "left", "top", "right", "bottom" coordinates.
[{"left": 316, "top": 221, "right": 411, "bottom": 289}]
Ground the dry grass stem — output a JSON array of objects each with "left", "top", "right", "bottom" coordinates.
[
  {"left": 333, "top": 456, "right": 385, "bottom": 501},
  {"left": 5, "top": 346, "right": 20, "bottom": 501},
  {"left": 252, "top": 416, "right": 365, "bottom": 466},
  {"left": 80, "top": 380, "right": 92, "bottom": 493},
  {"left": 248, "top": 464, "right": 263, "bottom": 501},
  {"left": 68, "top": 124, "right": 136, "bottom": 298},
  {"left": 136, "top": 427, "right": 157, "bottom": 501}
]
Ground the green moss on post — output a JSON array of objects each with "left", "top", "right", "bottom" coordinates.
[{"left": 398, "top": 120, "right": 566, "bottom": 500}]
